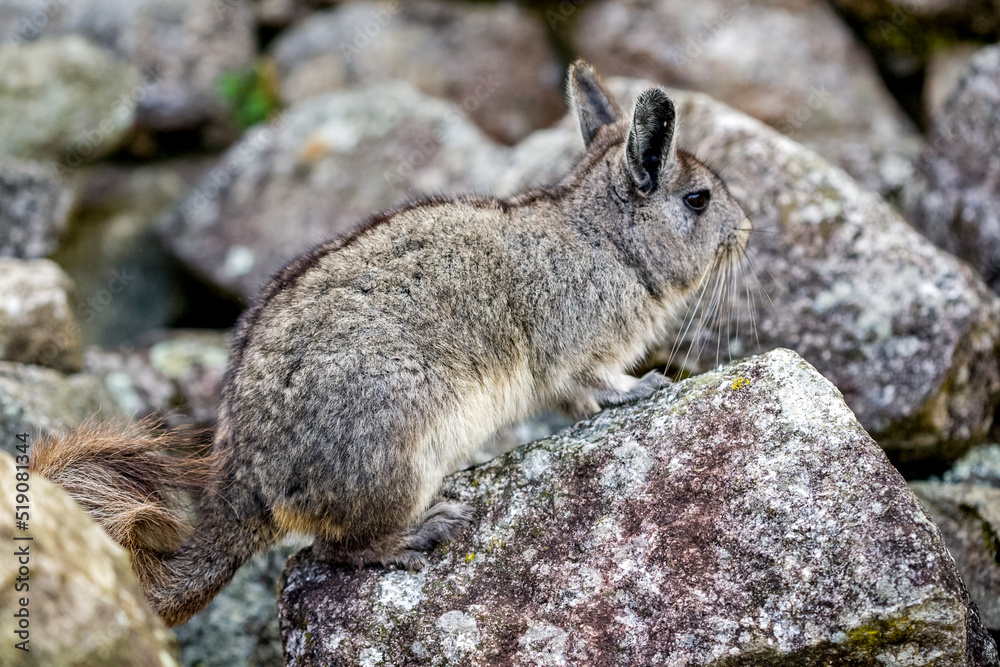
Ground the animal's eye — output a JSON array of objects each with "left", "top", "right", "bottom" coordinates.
[{"left": 684, "top": 190, "right": 711, "bottom": 213}]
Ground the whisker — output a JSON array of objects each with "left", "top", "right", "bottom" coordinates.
[{"left": 666, "top": 254, "right": 717, "bottom": 376}]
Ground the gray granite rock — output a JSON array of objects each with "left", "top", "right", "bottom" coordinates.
[
  {"left": 0, "top": 452, "right": 179, "bottom": 666},
  {"left": 0, "top": 0, "right": 256, "bottom": 131},
  {"left": 0, "top": 158, "right": 71, "bottom": 258},
  {"left": 0, "top": 35, "right": 140, "bottom": 163},
  {"left": 0, "top": 361, "right": 126, "bottom": 456},
  {"left": 270, "top": 1, "right": 564, "bottom": 144},
  {"left": 572, "top": 0, "right": 921, "bottom": 198},
  {"left": 0, "top": 258, "right": 81, "bottom": 372},
  {"left": 911, "top": 482, "right": 1000, "bottom": 634},
  {"left": 278, "top": 348, "right": 998, "bottom": 665},
  {"left": 906, "top": 44, "right": 1000, "bottom": 294},
  {"left": 160, "top": 81, "right": 508, "bottom": 299}
]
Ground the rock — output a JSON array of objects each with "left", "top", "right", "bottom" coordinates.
[
  {"left": 176, "top": 539, "right": 306, "bottom": 667},
  {"left": 0, "top": 361, "right": 126, "bottom": 457},
  {"left": 0, "top": 451, "right": 178, "bottom": 666},
  {"left": 572, "top": 0, "right": 921, "bottom": 198},
  {"left": 50, "top": 161, "right": 210, "bottom": 348},
  {"left": 0, "top": 158, "right": 72, "bottom": 258},
  {"left": 491, "top": 77, "right": 1000, "bottom": 468},
  {"left": 911, "top": 482, "right": 1000, "bottom": 633},
  {"left": 160, "top": 81, "right": 508, "bottom": 299},
  {"left": 270, "top": 0, "right": 564, "bottom": 144},
  {"left": 278, "top": 349, "right": 998, "bottom": 665},
  {"left": 0, "top": 258, "right": 82, "bottom": 372},
  {"left": 0, "top": 35, "right": 140, "bottom": 163},
  {"left": 905, "top": 45, "right": 1000, "bottom": 294},
  {"left": 83, "top": 330, "right": 229, "bottom": 429},
  {"left": 0, "top": 0, "right": 257, "bottom": 132}
]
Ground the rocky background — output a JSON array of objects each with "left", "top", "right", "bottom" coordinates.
[{"left": 1, "top": 0, "right": 999, "bottom": 665}]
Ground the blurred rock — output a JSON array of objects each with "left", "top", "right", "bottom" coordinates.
[
  {"left": 0, "top": 452, "right": 178, "bottom": 666},
  {"left": 161, "top": 81, "right": 508, "bottom": 299},
  {"left": 573, "top": 0, "right": 921, "bottom": 198},
  {"left": 0, "top": 35, "right": 140, "bottom": 162},
  {"left": 0, "top": 0, "right": 257, "bottom": 132},
  {"left": 0, "top": 158, "right": 71, "bottom": 258},
  {"left": 906, "top": 45, "right": 1000, "bottom": 294},
  {"left": 487, "top": 77, "right": 1000, "bottom": 469},
  {"left": 270, "top": 0, "right": 564, "bottom": 144},
  {"left": 84, "top": 329, "right": 229, "bottom": 429},
  {"left": 279, "top": 349, "right": 998, "bottom": 665},
  {"left": 911, "top": 481, "right": 1000, "bottom": 633},
  {"left": 0, "top": 258, "right": 81, "bottom": 372},
  {"left": 0, "top": 361, "right": 126, "bottom": 456},
  {"left": 177, "top": 539, "right": 305, "bottom": 667},
  {"left": 50, "top": 162, "right": 209, "bottom": 348}
]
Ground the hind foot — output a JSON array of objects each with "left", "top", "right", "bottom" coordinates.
[
  {"left": 313, "top": 501, "right": 472, "bottom": 572},
  {"left": 403, "top": 500, "right": 472, "bottom": 551}
]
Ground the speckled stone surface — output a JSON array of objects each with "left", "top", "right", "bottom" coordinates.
[{"left": 278, "top": 349, "right": 997, "bottom": 666}]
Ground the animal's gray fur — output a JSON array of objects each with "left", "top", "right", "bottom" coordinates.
[{"left": 40, "top": 61, "right": 751, "bottom": 627}]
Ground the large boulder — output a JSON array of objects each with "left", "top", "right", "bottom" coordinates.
[
  {"left": 0, "top": 35, "right": 140, "bottom": 163},
  {"left": 270, "top": 1, "right": 564, "bottom": 145},
  {"left": 160, "top": 81, "right": 508, "bottom": 299},
  {"left": 0, "top": 452, "right": 178, "bottom": 666},
  {"left": 571, "top": 0, "right": 921, "bottom": 198},
  {"left": 0, "top": 0, "right": 256, "bottom": 132},
  {"left": 0, "top": 258, "right": 82, "bottom": 372},
  {"left": 905, "top": 44, "right": 1000, "bottom": 293},
  {"left": 278, "top": 349, "right": 998, "bottom": 665},
  {"left": 0, "top": 158, "right": 72, "bottom": 258}
]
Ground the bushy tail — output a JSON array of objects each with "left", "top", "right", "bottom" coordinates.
[{"left": 31, "top": 419, "right": 271, "bottom": 627}]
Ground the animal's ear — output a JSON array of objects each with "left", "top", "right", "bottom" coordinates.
[
  {"left": 625, "top": 89, "right": 677, "bottom": 195},
  {"left": 567, "top": 60, "right": 623, "bottom": 147}
]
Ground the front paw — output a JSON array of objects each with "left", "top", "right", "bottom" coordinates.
[{"left": 598, "top": 370, "right": 671, "bottom": 406}]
